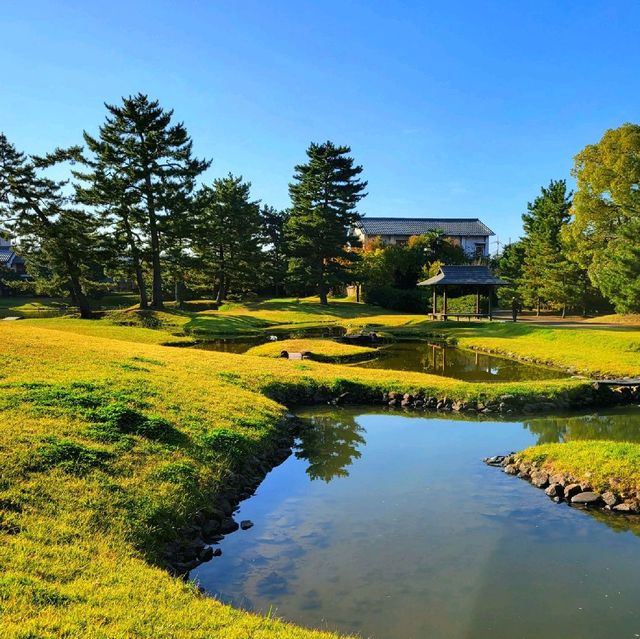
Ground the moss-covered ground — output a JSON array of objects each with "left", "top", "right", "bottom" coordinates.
[
  {"left": 3, "top": 296, "right": 640, "bottom": 637},
  {"left": 245, "top": 338, "right": 377, "bottom": 362}
]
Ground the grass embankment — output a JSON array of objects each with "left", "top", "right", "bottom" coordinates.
[
  {"left": 451, "top": 322, "right": 640, "bottom": 379},
  {"left": 518, "top": 441, "right": 640, "bottom": 495},
  {"left": 584, "top": 314, "right": 640, "bottom": 326},
  {"left": 0, "top": 321, "right": 589, "bottom": 638},
  {"left": 246, "top": 338, "right": 377, "bottom": 363}
]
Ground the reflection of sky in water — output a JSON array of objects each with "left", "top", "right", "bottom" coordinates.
[
  {"left": 357, "top": 342, "right": 568, "bottom": 382},
  {"left": 193, "top": 408, "right": 640, "bottom": 639}
]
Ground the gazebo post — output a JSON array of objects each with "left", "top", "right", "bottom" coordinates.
[
  {"left": 488, "top": 285, "right": 493, "bottom": 321},
  {"left": 442, "top": 286, "right": 448, "bottom": 319},
  {"left": 432, "top": 286, "right": 437, "bottom": 319},
  {"left": 475, "top": 287, "right": 480, "bottom": 318}
]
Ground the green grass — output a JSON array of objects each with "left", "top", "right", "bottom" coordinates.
[
  {"left": 246, "top": 338, "right": 377, "bottom": 362},
  {"left": 519, "top": 440, "right": 640, "bottom": 493},
  {"left": 5, "top": 296, "right": 640, "bottom": 637},
  {"left": 0, "top": 317, "right": 594, "bottom": 639}
]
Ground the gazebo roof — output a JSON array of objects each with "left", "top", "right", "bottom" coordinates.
[{"left": 417, "top": 265, "right": 509, "bottom": 287}]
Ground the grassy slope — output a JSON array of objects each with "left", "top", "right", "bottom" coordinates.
[
  {"left": 246, "top": 338, "right": 376, "bottom": 362},
  {"left": 584, "top": 314, "right": 640, "bottom": 325},
  {"left": 452, "top": 323, "right": 640, "bottom": 378},
  {"left": 0, "top": 321, "right": 590, "bottom": 638}
]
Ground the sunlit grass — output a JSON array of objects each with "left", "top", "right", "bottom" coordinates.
[{"left": 246, "top": 338, "right": 377, "bottom": 362}]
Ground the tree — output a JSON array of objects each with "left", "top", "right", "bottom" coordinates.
[
  {"left": 78, "top": 94, "right": 210, "bottom": 309},
  {"left": 0, "top": 134, "right": 96, "bottom": 318},
  {"left": 571, "top": 123, "right": 640, "bottom": 312},
  {"left": 259, "top": 206, "right": 289, "bottom": 296},
  {"left": 286, "top": 141, "right": 367, "bottom": 305},
  {"left": 518, "top": 180, "right": 573, "bottom": 314},
  {"left": 194, "top": 174, "right": 262, "bottom": 302}
]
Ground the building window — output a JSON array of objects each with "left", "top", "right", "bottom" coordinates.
[{"left": 474, "top": 243, "right": 486, "bottom": 257}]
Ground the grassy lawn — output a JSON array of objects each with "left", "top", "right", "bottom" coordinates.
[
  {"left": 0, "top": 319, "right": 591, "bottom": 638},
  {"left": 4, "top": 298, "right": 640, "bottom": 637},
  {"left": 246, "top": 338, "right": 377, "bottom": 362},
  {"left": 450, "top": 322, "right": 640, "bottom": 378}
]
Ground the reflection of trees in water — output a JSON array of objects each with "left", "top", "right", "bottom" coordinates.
[
  {"left": 524, "top": 413, "right": 640, "bottom": 445},
  {"left": 295, "top": 414, "right": 366, "bottom": 482}
]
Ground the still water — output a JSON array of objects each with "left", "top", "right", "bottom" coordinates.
[
  {"left": 194, "top": 407, "right": 640, "bottom": 639},
  {"left": 355, "top": 341, "right": 568, "bottom": 381}
]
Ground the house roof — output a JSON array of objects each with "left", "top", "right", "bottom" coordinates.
[
  {"left": 0, "top": 248, "right": 14, "bottom": 266},
  {"left": 418, "top": 265, "right": 508, "bottom": 287},
  {"left": 356, "top": 217, "right": 494, "bottom": 237}
]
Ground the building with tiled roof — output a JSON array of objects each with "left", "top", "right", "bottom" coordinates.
[
  {"left": 0, "top": 236, "right": 26, "bottom": 276},
  {"left": 353, "top": 217, "right": 494, "bottom": 257}
]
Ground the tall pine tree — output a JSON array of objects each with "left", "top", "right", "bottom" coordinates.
[
  {"left": 78, "top": 94, "right": 210, "bottom": 309},
  {"left": 0, "top": 134, "right": 97, "bottom": 318},
  {"left": 286, "top": 141, "right": 367, "bottom": 305},
  {"left": 194, "top": 174, "right": 262, "bottom": 302}
]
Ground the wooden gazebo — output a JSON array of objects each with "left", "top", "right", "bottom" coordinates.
[{"left": 418, "top": 265, "right": 508, "bottom": 321}]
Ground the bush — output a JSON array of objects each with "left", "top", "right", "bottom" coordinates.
[{"left": 362, "top": 285, "right": 428, "bottom": 312}]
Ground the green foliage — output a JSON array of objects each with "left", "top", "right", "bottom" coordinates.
[
  {"left": 0, "top": 134, "right": 97, "bottom": 318},
  {"left": 193, "top": 174, "right": 263, "bottom": 302},
  {"left": 200, "top": 428, "right": 250, "bottom": 460},
  {"left": 77, "top": 94, "right": 210, "bottom": 310},
  {"left": 571, "top": 123, "right": 640, "bottom": 312},
  {"left": 286, "top": 141, "right": 367, "bottom": 304},
  {"left": 363, "top": 285, "right": 428, "bottom": 312}
]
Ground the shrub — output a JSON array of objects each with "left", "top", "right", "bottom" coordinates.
[{"left": 362, "top": 285, "right": 428, "bottom": 312}]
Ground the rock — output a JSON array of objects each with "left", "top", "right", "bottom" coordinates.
[
  {"left": 484, "top": 455, "right": 505, "bottom": 466},
  {"left": 613, "top": 501, "right": 640, "bottom": 513},
  {"left": 240, "top": 520, "right": 254, "bottom": 530},
  {"left": 564, "top": 483, "right": 582, "bottom": 502},
  {"left": 220, "top": 517, "right": 239, "bottom": 534},
  {"left": 549, "top": 473, "right": 567, "bottom": 487},
  {"left": 504, "top": 464, "right": 518, "bottom": 475},
  {"left": 530, "top": 471, "right": 549, "bottom": 488},
  {"left": 602, "top": 491, "right": 619, "bottom": 508},
  {"left": 212, "top": 548, "right": 222, "bottom": 557},
  {"left": 218, "top": 499, "right": 233, "bottom": 516},
  {"left": 198, "top": 547, "right": 214, "bottom": 562},
  {"left": 545, "top": 483, "right": 564, "bottom": 498},
  {"left": 571, "top": 491, "right": 602, "bottom": 506}
]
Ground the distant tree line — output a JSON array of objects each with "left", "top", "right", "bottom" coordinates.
[
  {"left": 496, "top": 123, "right": 640, "bottom": 316},
  {"left": 0, "top": 94, "right": 366, "bottom": 315}
]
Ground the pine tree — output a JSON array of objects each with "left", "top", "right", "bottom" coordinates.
[
  {"left": 259, "top": 205, "right": 289, "bottom": 296},
  {"left": 286, "top": 141, "right": 367, "bottom": 305},
  {"left": 194, "top": 174, "right": 262, "bottom": 302},
  {"left": 519, "top": 180, "right": 573, "bottom": 314},
  {"left": 0, "top": 134, "right": 96, "bottom": 318},
  {"left": 78, "top": 94, "right": 210, "bottom": 309}
]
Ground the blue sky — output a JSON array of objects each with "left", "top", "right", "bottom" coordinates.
[{"left": 2, "top": 1, "right": 639, "bottom": 249}]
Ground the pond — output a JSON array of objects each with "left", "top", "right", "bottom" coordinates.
[
  {"left": 193, "top": 407, "right": 640, "bottom": 639},
  {"left": 195, "top": 337, "right": 569, "bottom": 382},
  {"left": 354, "top": 341, "right": 568, "bottom": 381}
]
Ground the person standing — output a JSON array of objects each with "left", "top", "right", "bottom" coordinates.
[{"left": 511, "top": 297, "right": 519, "bottom": 322}]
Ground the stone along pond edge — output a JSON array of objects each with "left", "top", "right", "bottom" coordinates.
[{"left": 484, "top": 454, "right": 640, "bottom": 516}]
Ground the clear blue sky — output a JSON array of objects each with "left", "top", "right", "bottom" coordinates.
[{"left": 2, "top": 1, "right": 639, "bottom": 249}]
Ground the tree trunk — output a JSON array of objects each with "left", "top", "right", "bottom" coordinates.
[
  {"left": 122, "top": 215, "right": 148, "bottom": 309},
  {"left": 536, "top": 298, "right": 541, "bottom": 316},
  {"left": 215, "top": 245, "right": 226, "bottom": 303},
  {"left": 174, "top": 279, "right": 185, "bottom": 308},
  {"left": 67, "top": 269, "right": 92, "bottom": 319},
  {"left": 144, "top": 173, "right": 163, "bottom": 309},
  {"left": 318, "top": 282, "right": 328, "bottom": 305}
]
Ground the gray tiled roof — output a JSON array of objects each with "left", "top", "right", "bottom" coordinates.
[
  {"left": 0, "top": 248, "right": 14, "bottom": 265},
  {"left": 356, "top": 217, "right": 494, "bottom": 237},
  {"left": 418, "top": 265, "right": 508, "bottom": 287}
]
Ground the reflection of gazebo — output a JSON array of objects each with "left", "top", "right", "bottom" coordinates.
[{"left": 418, "top": 265, "right": 508, "bottom": 320}]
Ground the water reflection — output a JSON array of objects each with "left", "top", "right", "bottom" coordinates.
[
  {"left": 194, "top": 408, "right": 640, "bottom": 639},
  {"left": 357, "top": 342, "right": 567, "bottom": 382},
  {"left": 525, "top": 410, "right": 640, "bottom": 444},
  {"left": 296, "top": 413, "right": 366, "bottom": 482}
]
